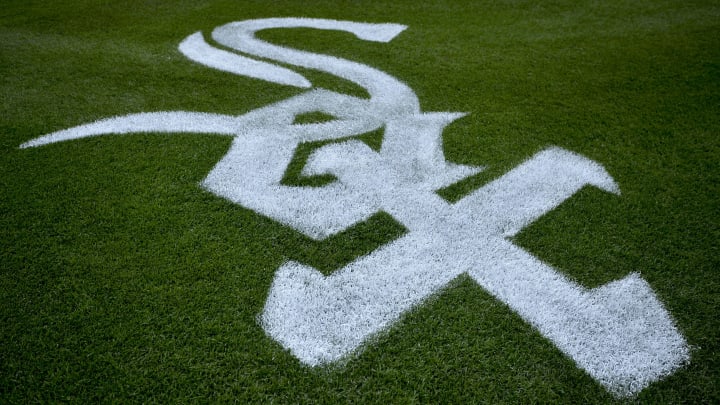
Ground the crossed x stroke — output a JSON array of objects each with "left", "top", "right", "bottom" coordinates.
[{"left": 21, "top": 18, "right": 688, "bottom": 397}]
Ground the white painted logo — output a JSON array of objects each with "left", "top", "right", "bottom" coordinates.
[{"left": 21, "top": 18, "right": 688, "bottom": 397}]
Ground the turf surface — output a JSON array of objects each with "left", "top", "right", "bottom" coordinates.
[{"left": 1, "top": 0, "right": 718, "bottom": 402}]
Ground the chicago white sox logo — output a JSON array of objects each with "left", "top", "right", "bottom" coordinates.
[{"left": 21, "top": 18, "right": 688, "bottom": 397}]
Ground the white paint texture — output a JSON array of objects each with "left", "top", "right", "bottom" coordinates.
[
  {"left": 263, "top": 147, "right": 688, "bottom": 397},
  {"left": 20, "top": 18, "right": 688, "bottom": 397},
  {"left": 179, "top": 32, "right": 311, "bottom": 88}
]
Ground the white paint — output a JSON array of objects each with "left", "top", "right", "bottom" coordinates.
[
  {"left": 19, "top": 112, "right": 240, "bottom": 148},
  {"left": 211, "top": 18, "right": 418, "bottom": 116},
  {"left": 22, "top": 18, "right": 427, "bottom": 239},
  {"left": 20, "top": 17, "right": 688, "bottom": 397},
  {"left": 263, "top": 147, "right": 688, "bottom": 397},
  {"left": 179, "top": 32, "right": 311, "bottom": 88}
]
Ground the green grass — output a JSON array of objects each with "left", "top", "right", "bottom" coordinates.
[{"left": 1, "top": 0, "right": 718, "bottom": 402}]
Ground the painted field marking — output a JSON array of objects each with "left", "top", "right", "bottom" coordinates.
[{"left": 21, "top": 17, "right": 689, "bottom": 397}]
